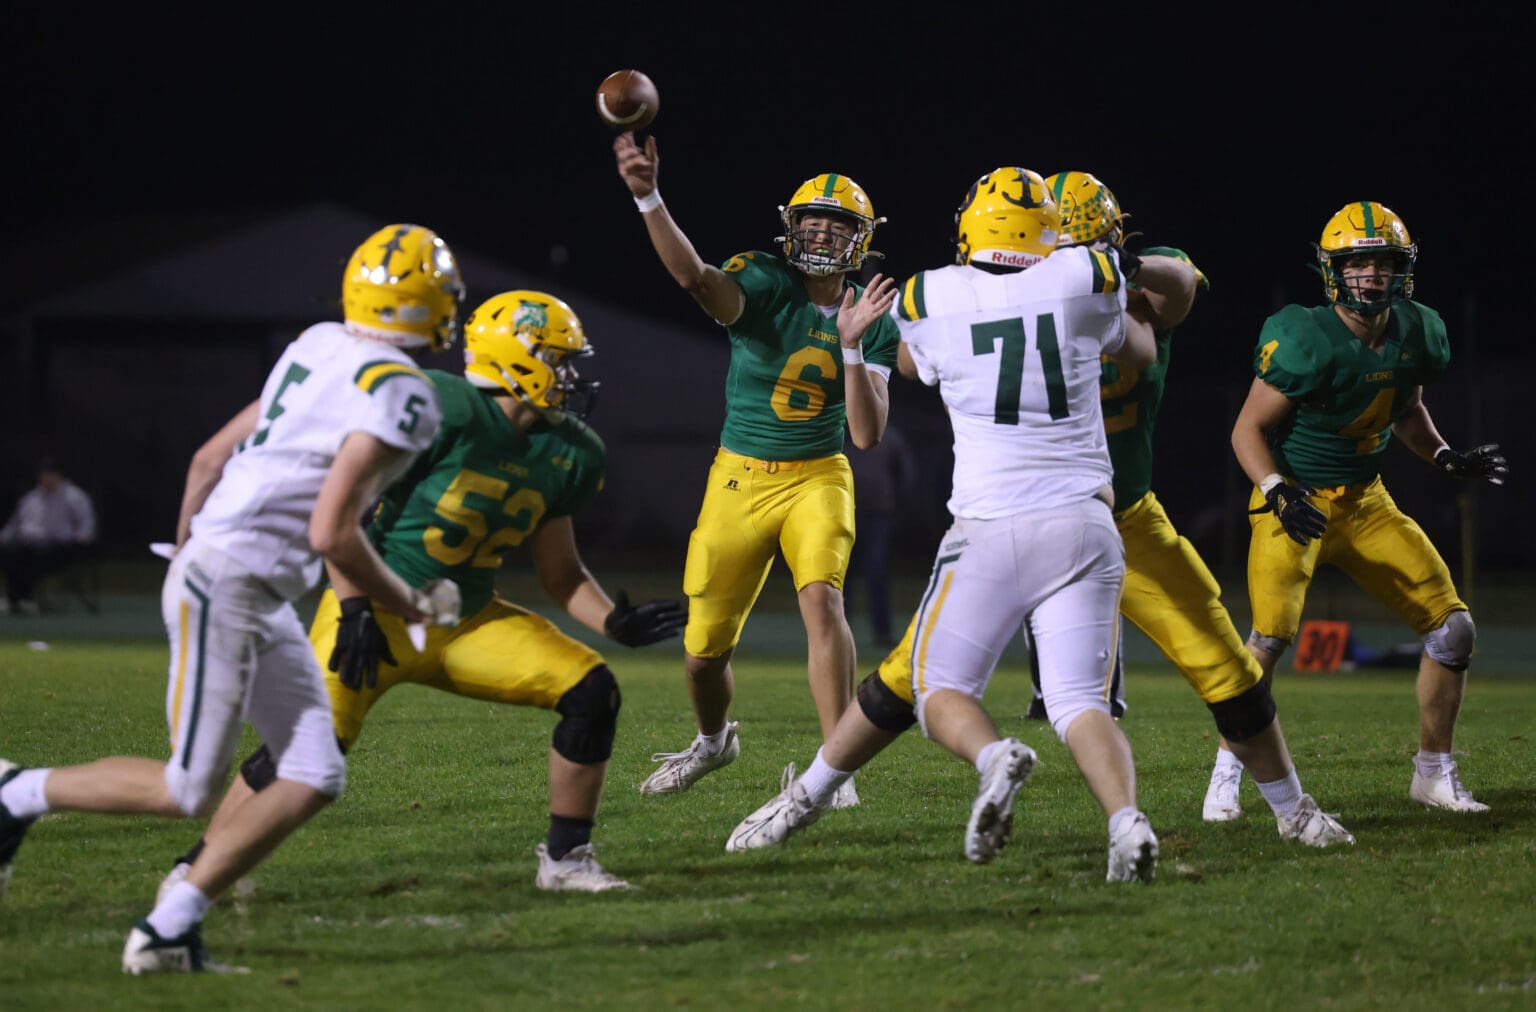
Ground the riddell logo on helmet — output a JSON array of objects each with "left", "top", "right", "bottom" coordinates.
[
  {"left": 1350, "top": 238, "right": 1388, "bottom": 247},
  {"left": 979, "top": 250, "right": 1042, "bottom": 267}
]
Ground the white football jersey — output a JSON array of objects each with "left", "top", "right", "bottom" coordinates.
[
  {"left": 895, "top": 246, "right": 1128, "bottom": 518},
  {"left": 191, "top": 321, "right": 441, "bottom": 599}
]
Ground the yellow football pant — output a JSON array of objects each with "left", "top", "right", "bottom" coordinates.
[
  {"left": 310, "top": 588, "right": 604, "bottom": 750},
  {"left": 1247, "top": 476, "right": 1465, "bottom": 643},
  {"left": 682, "top": 448, "right": 855, "bottom": 658}
]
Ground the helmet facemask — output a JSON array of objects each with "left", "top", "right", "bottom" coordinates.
[
  {"left": 776, "top": 173, "right": 884, "bottom": 277},
  {"left": 1317, "top": 249, "right": 1416, "bottom": 317},
  {"left": 463, "top": 291, "right": 599, "bottom": 421}
]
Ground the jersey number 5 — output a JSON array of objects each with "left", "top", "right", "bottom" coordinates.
[
  {"left": 971, "top": 315, "right": 1068, "bottom": 424},
  {"left": 242, "top": 362, "right": 311, "bottom": 451}
]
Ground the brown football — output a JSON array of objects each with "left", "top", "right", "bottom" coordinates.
[{"left": 596, "top": 69, "right": 659, "bottom": 132}]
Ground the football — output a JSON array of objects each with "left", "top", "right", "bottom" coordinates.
[{"left": 596, "top": 69, "right": 659, "bottom": 132}]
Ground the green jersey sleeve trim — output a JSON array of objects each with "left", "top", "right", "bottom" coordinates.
[
  {"left": 897, "top": 272, "right": 927, "bottom": 321},
  {"left": 354, "top": 360, "right": 428, "bottom": 395}
]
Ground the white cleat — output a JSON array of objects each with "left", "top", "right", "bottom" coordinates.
[
  {"left": 155, "top": 861, "right": 191, "bottom": 907},
  {"left": 1409, "top": 764, "right": 1489, "bottom": 813},
  {"left": 1106, "top": 811, "right": 1159, "bottom": 883},
  {"left": 828, "top": 776, "right": 859, "bottom": 810},
  {"left": 964, "top": 739, "right": 1037, "bottom": 865},
  {"left": 639, "top": 722, "right": 740, "bottom": 795},
  {"left": 1202, "top": 761, "right": 1243, "bottom": 822},
  {"left": 122, "top": 920, "right": 247, "bottom": 975},
  {"left": 534, "top": 843, "right": 633, "bottom": 892},
  {"left": 725, "top": 763, "right": 825, "bottom": 852},
  {"left": 1277, "top": 795, "right": 1356, "bottom": 847}
]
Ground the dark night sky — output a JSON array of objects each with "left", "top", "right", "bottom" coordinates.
[{"left": 12, "top": 10, "right": 1523, "bottom": 352}]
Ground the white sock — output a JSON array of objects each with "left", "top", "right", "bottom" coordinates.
[
  {"left": 697, "top": 726, "right": 731, "bottom": 755},
  {"left": 974, "top": 740, "right": 1009, "bottom": 774},
  {"left": 1256, "top": 768, "right": 1304, "bottom": 818},
  {"left": 1214, "top": 749, "right": 1245, "bottom": 773},
  {"left": 0, "top": 768, "right": 52, "bottom": 819},
  {"left": 798, "top": 748, "right": 852, "bottom": 807},
  {"left": 146, "top": 880, "right": 213, "bottom": 940},
  {"left": 1414, "top": 750, "right": 1452, "bottom": 779},
  {"left": 1107, "top": 806, "right": 1140, "bottom": 837}
]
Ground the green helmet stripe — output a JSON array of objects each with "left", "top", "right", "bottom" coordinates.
[
  {"left": 1050, "top": 174, "right": 1068, "bottom": 203},
  {"left": 823, "top": 174, "right": 839, "bottom": 197},
  {"left": 1359, "top": 201, "right": 1378, "bottom": 237}
]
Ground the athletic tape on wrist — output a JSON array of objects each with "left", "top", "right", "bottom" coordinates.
[{"left": 634, "top": 190, "right": 663, "bottom": 212}]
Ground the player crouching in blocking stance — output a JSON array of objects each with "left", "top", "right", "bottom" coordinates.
[
  {"left": 613, "top": 131, "right": 898, "bottom": 801},
  {"left": 0, "top": 225, "right": 465, "bottom": 971},
  {"left": 156, "top": 290, "right": 684, "bottom": 898},
  {"left": 1213, "top": 201, "right": 1507, "bottom": 815},
  {"left": 734, "top": 168, "right": 1165, "bottom": 879}
]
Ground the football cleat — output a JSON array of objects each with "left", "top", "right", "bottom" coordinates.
[
  {"left": 639, "top": 722, "right": 740, "bottom": 795},
  {"left": 122, "top": 919, "right": 247, "bottom": 975},
  {"left": 1277, "top": 795, "right": 1356, "bottom": 847},
  {"left": 1202, "top": 759, "right": 1244, "bottom": 822},
  {"left": 964, "top": 739, "right": 1037, "bottom": 864},
  {"left": 0, "top": 760, "right": 36, "bottom": 902},
  {"left": 534, "top": 843, "right": 633, "bottom": 892},
  {"left": 828, "top": 776, "right": 859, "bottom": 810},
  {"left": 1106, "top": 811, "right": 1159, "bottom": 884},
  {"left": 155, "top": 861, "right": 192, "bottom": 907},
  {"left": 1409, "top": 763, "right": 1489, "bottom": 813},
  {"left": 725, "top": 763, "right": 825, "bottom": 852}
]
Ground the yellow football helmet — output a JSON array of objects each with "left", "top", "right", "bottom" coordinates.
[
  {"left": 777, "top": 173, "right": 885, "bottom": 276},
  {"left": 953, "top": 167, "right": 1060, "bottom": 268},
  {"left": 342, "top": 224, "right": 465, "bottom": 351},
  {"left": 1315, "top": 201, "right": 1417, "bottom": 316},
  {"left": 1045, "top": 171, "right": 1125, "bottom": 247},
  {"left": 462, "top": 290, "right": 597, "bottom": 418}
]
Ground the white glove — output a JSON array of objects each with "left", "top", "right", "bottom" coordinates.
[{"left": 404, "top": 579, "right": 461, "bottom": 650}]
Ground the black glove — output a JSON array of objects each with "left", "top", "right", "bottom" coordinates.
[
  {"left": 329, "top": 597, "right": 397, "bottom": 691},
  {"left": 604, "top": 590, "right": 687, "bottom": 647},
  {"left": 1435, "top": 443, "right": 1507, "bottom": 486},
  {"left": 1249, "top": 481, "right": 1327, "bottom": 546},
  {"left": 1093, "top": 239, "right": 1141, "bottom": 281}
]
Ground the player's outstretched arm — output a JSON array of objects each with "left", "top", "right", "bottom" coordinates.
[
  {"left": 530, "top": 516, "right": 686, "bottom": 646},
  {"left": 840, "top": 274, "right": 897, "bottom": 449},
  {"left": 1127, "top": 254, "right": 1198, "bottom": 331},
  {"left": 175, "top": 399, "right": 261, "bottom": 548},
  {"left": 613, "top": 131, "right": 745, "bottom": 326}
]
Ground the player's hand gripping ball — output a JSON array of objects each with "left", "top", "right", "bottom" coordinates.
[{"left": 596, "top": 69, "right": 659, "bottom": 131}]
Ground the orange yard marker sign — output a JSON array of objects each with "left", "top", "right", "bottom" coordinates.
[{"left": 1293, "top": 620, "right": 1351, "bottom": 672}]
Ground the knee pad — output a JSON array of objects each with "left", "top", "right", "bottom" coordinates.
[
  {"left": 1247, "top": 630, "right": 1290, "bottom": 657},
  {"left": 239, "top": 745, "right": 279, "bottom": 792},
  {"left": 1423, "top": 611, "right": 1475, "bottom": 671},
  {"left": 856, "top": 670, "right": 917, "bottom": 733},
  {"left": 1206, "top": 681, "right": 1278, "bottom": 742},
  {"left": 553, "top": 666, "right": 622, "bottom": 764}
]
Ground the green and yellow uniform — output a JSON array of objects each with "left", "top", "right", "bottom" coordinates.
[
  {"left": 1246, "top": 300, "right": 1465, "bottom": 643},
  {"left": 685, "top": 251, "right": 900, "bottom": 657},
  {"left": 311, "top": 371, "right": 609, "bottom": 748}
]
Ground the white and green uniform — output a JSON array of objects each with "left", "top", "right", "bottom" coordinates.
[{"left": 164, "top": 322, "right": 439, "bottom": 813}]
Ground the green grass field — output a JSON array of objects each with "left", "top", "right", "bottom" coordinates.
[{"left": 1, "top": 636, "right": 1533, "bottom": 1010}]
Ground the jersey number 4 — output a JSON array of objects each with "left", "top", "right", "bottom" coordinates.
[{"left": 971, "top": 315, "right": 1068, "bottom": 424}]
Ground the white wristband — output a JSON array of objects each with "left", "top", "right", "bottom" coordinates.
[
  {"left": 634, "top": 190, "right": 663, "bottom": 212},
  {"left": 841, "top": 345, "right": 865, "bottom": 365},
  {"left": 1259, "top": 473, "right": 1284, "bottom": 496}
]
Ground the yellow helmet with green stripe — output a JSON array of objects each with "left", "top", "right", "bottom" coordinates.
[
  {"left": 778, "top": 173, "right": 884, "bottom": 276},
  {"left": 342, "top": 224, "right": 465, "bottom": 352},
  {"left": 462, "top": 290, "right": 597, "bottom": 418},
  {"left": 953, "top": 167, "right": 1059, "bottom": 268},
  {"left": 1044, "top": 171, "right": 1124, "bottom": 247},
  {"left": 1315, "top": 201, "right": 1417, "bottom": 316}
]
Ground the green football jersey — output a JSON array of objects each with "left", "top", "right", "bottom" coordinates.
[
  {"left": 368, "top": 372, "right": 606, "bottom": 615},
  {"left": 1100, "top": 245, "right": 1201, "bottom": 509},
  {"left": 1254, "top": 300, "right": 1449, "bottom": 486},
  {"left": 716, "top": 251, "right": 900, "bottom": 460}
]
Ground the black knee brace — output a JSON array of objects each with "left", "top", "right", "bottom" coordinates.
[
  {"left": 856, "top": 670, "right": 917, "bottom": 733},
  {"left": 552, "top": 666, "right": 621, "bottom": 764},
  {"left": 239, "top": 744, "right": 279, "bottom": 792},
  {"left": 1207, "top": 680, "right": 1278, "bottom": 743}
]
